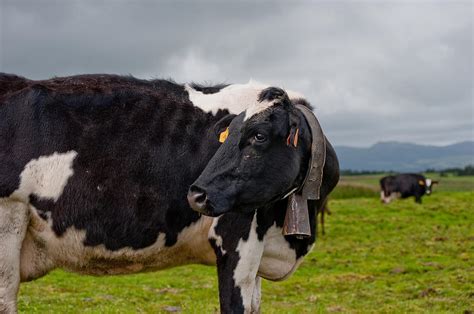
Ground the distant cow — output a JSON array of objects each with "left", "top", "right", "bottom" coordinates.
[
  {"left": 0, "top": 73, "right": 339, "bottom": 313},
  {"left": 380, "top": 174, "right": 438, "bottom": 204}
]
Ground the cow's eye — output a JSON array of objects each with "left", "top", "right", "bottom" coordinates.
[{"left": 254, "top": 133, "right": 267, "bottom": 143}]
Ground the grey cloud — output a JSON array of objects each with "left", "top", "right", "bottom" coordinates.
[{"left": 1, "top": 0, "right": 472, "bottom": 147}]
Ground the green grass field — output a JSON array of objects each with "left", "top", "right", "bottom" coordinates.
[{"left": 18, "top": 176, "right": 473, "bottom": 313}]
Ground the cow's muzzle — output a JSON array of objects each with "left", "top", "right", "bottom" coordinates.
[{"left": 187, "top": 185, "right": 209, "bottom": 214}]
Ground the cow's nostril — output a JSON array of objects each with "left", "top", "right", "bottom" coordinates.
[
  {"left": 194, "top": 192, "right": 206, "bottom": 204},
  {"left": 187, "top": 185, "right": 208, "bottom": 213}
]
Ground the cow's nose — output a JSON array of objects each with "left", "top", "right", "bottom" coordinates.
[{"left": 187, "top": 185, "right": 208, "bottom": 213}]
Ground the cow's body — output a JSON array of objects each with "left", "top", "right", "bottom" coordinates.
[
  {"left": 380, "top": 173, "right": 435, "bottom": 204},
  {"left": 0, "top": 73, "right": 339, "bottom": 313}
]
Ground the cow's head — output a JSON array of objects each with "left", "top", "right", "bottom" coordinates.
[
  {"left": 424, "top": 178, "right": 439, "bottom": 195},
  {"left": 187, "top": 87, "right": 323, "bottom": 217}
]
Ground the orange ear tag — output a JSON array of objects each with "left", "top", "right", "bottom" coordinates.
[
  {"left": 219, "top": 127, "right": 229, "bottom": 143},
  {"left": 293, "top": 128, "right": 299, "bottom": 147},
  {"left": 286, "top": 128, "right": 299, "bottom": 147},
  {"left": 418, "top": 180, "right": 425, "bottom": 186}
]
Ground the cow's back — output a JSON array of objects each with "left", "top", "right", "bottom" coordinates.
[
  {"left": 0, "top": 73, "right": 30, "bottom": 99},
  {"left": 394, "top": 173, "right": 426, "bottom": 198}
]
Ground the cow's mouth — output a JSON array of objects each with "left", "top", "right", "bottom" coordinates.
[
  {"left": 187, "top": 185, "right": 260, "bottom": 217},
  {"left": 189, "top": 201, "right": 219, "bottom": 217},
  {"left": 187, "top": 186, "right": 231, "bottom": 217}
]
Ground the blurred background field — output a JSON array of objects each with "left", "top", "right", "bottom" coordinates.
[{"left": 18, "top": 175, "right": 473, "bottom": 313}]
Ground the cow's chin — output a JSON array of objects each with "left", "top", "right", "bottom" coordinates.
[
  {"left": 197, "top": 201, "right": 257, "bottom": 217},
  {"left": 193, "top": 197, "right": 233, "bottom": 217},
  {"left": 196, "top": 207, "right": 224, "bottom": 217}
]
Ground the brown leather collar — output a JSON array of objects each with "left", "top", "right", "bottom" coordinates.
[{"left": 296, "top": 104, "right": 326, "bottom": 200}]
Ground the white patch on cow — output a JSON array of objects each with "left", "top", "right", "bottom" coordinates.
[
  {"left": 185, "top": 79, "right": 305, "bottom": 116},
  {"left": 257, "top": 223, "right": 302, "bottom": 281},
  {"left": 178, "top": 215, "right": 216, "bottom": 265},
  {"left": 380, "top": 191, "right": 401, "bottom": 204},
  {"left": 10, "top": 151, "right": 77, "bottom": 202},
  {"left": 19, "top": 213, "right": 216, "bottom": 280},
  {"left": 233, "top": 213, "right": 264, "bottom": 312},
  {"left": 208, "top": 216, "right": 226, "bottom": 255},
  {"left": 385, "top": 192, "right": 401, "bottom": 203}
]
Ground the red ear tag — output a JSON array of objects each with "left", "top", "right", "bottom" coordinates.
[{"left": 293, "top": 128, "right": 299, "bottom": 147}]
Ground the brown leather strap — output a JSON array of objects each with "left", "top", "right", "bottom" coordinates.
[{"left": 296, "top": 104, "right": 326, "bottom": 200}]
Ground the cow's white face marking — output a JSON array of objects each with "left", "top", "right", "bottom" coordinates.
[
  {"left": 233, "top": 213, "right": 264, "bottom": 312},
  {"left": 11, "top": 151, "right": 77, "bottom": 202},
  {"left": 185, "top": 80, "right": 304, "bottom": 116},
  {"left": 258, "top": 223, "right": 301, "bottom": 281},
  {"left": 243, "top": 97, "right": 279, "bottom": 122},
  {"left": 425, "top": 179, "right": 432, "bottom": 188}
]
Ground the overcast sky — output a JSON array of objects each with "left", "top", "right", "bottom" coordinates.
[{"left": 1, "top": 0, "right": 472, "bottom": 147}]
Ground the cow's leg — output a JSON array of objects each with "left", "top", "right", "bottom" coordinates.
[
  {"left": 0, "top": 199, "right": 29, "bottom": 314},
  {"left": 381, "top": 190, "right": 393, "bottom": 204},
  {"left": 250, "top": 276, "right": 261, "bottom": 314},
  {"left": 320, "top": 208, "right": 325, "bottom": 235},
  {"left": 415, "top": 195, "right": 422, "bottom": 204},
  {"left": 380, "top": 191, "right": 388, "bottom": 203},
  {"left": 210, "top": 212, "right": 264, "bottom": 314}
]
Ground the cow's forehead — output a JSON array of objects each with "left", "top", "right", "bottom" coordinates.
[
  {"left": 425, "top": 179, "right": 432, "bottom": 187},
  {"left": 243, "top": 97, "right": 280, "bottom": 122},
  {"left": 185, "top": 79, "right": 304, "bottom": 116}
]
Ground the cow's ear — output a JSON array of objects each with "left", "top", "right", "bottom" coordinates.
[
  {"left": 432, "top": 180, "right": 439, "bottom": 185},
  {"left": 213, "top": 114, "right": 236, "bottom": 142},
  {"left": 286, "top": 108, "right": 301, "bottom": 148}
]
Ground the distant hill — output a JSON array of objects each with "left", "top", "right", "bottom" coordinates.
[{"left": 334, "top": 141, "right": 474, "bottom": 172}]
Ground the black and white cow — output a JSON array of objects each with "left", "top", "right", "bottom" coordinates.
[
  {"left": 380, "top": 173, "right": 438, "bottom": 204},
  {"left": 0, "top": 73, "right": 339, "bottom": 313}
]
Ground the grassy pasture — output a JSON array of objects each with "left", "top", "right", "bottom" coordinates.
[{"left": 18, "top": 176, "right": 473, "bottom": 313}]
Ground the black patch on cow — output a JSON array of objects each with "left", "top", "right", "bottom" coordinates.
[{"left": 190, "top": 83, "right": 229, "bottom": 94}]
